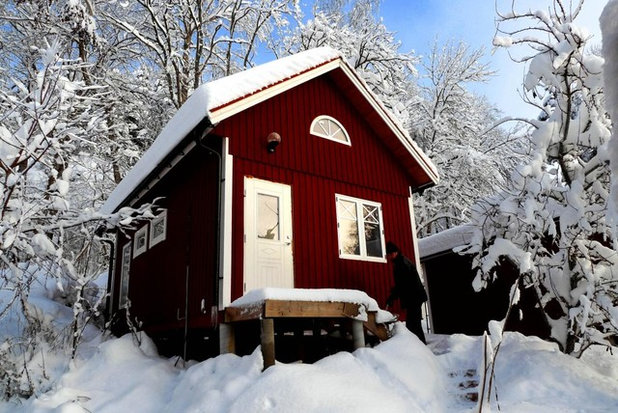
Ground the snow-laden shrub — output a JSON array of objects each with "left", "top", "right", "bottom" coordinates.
[{"left": 464, "top": 0, "right": 618, "bottom": 356}]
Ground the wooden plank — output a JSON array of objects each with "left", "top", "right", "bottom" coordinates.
[
  {"left": 225, "top": 299, "right": 363, "bottom": 322},
  {"left": 224, "top": 304, "right": 265, "bottom": 322},
  {"left": 363, "top": 311, "right": 391, "bottom": 341},
  {"left": 261, "top": 318, "right": 276, "bottom": 369},
  {"left": 264, "top": 300, "right": 360, "bottom": 318},
  {"left": 219, "top": 323, "right": 236, "bottom": 354}
]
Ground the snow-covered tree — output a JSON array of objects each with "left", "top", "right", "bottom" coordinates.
[
  {"left": 0, "top": 0, "right": 168, "bottom": 188},
  {"left": 0, "top": 2, "right": 157, "bottom": 395},
  {"left": 602, "top": 1, "right": 618, "bottom": 230},
  {"left": 280, "top": 0, "right": 419, "bottom": 128},
  {"left": 102, "top": 0, "right": 301, "bottom": 109},
  {"left": 413, "top": 41, "right": 529, "bottom": 236},
  {"left": 463, "top": 0, "right": 617, "bottom": 355}
]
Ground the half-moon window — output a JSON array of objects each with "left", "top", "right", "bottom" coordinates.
[{"left": 310, "top": 115, "right": 351, "bottom": 145}]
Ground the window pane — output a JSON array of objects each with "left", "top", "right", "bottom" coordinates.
[
  {"left": 340, "top": 219, "right": 360, "bottom": 255},
  {"left": 337, "top": 199, "right": 357, "bottom": 220},
  {"left": 337, "top": 199, "right": 359, "bottom": 255},
  {"left": 311, "top": 116, "right": 350, "bottom": 145},
  {"left": 257, "top": 193, "right": 279, "bottom": 240},
  {"left": 136, "top": 233, "right": 146, "bottom": 250},
  {"left": 120, "top": 243, "right": 131, "bottom": 307},
  {"left": 331, "top": 128, "right": 345, "bottom": 142},
  {"left": 318, "top": 120, "right": 329, "bottom": 135},
  {"left": 153, "top": 218, "right": 165, "bottom": 239},
  {"left": 363, "top": 205, "right": 379, "bottom": 224},
  {"left": 364, "top": 222, "right": 382, "bottom": 257}
]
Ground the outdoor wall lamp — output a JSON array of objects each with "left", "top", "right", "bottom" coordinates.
[{"left": 267, "top": 132, "right": 281, "bottom": 152}]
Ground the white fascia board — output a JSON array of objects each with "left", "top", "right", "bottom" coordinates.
[{"left": 208, "top": 60, "right": 341, "bottom": 124}]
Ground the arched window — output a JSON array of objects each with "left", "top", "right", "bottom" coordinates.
[{"left": 310, "top": 115, "right": 351, "bottom": 145}]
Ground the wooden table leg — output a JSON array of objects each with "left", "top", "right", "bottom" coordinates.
[
  {"left": 261, "top": 318, "right": 276, "bottom": 369},
  {"left": 219, "top": 323, "right": 235, "bottom": 354},
  {"left": 352, "top": 319, "right": 365, "bottom": 350}
]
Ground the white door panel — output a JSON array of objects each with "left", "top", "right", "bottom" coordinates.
[{"left": 244, "top": 177, "right": 294, "bottom": 293}]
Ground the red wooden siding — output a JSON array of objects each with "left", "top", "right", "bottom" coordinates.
[
  {"left": 212, "top": 75, "right": 418, "bottom": 305},
  {"left": 111, "top": 146, "right": 220, "bottom": 332}
]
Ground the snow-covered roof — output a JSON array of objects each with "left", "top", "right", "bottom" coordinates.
[
  {"left": 418, "top": 225, "right": 475, "bottom": 259},
  {"left": 101, "top": 47, "right": 438, "bottom": 214}
]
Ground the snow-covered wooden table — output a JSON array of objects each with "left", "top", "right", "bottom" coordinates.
[{"left": 221, "top": 288, "right": 394, "bottom": 369}]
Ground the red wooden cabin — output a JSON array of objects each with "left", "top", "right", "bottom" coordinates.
[{"left": 101, "top": 48, "right": 438, "bottom": 358}]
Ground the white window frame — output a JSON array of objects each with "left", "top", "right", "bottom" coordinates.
[
  {"left": 150, "top": 210, "right": 167, "bottom": 247},
  {"left": 133, "top": 225, "right": 148, "bottom": 257},
  {"left": 335, "top": 194, "right": 386, "bottom": 263},
  {"left": 119, "top": 241, "right": 132, "bottom": 309},
  {"left": 310, "top": 115, "right": 351, "bottom": 146}
]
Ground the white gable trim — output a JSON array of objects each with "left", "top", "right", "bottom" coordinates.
[
  {"left": 209, "top": 60, "right": 340, "bottom": 124},
  {"left": 337, "top": 63, "right": 439, "bottom": 185}
]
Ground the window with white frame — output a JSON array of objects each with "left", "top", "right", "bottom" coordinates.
[
  {"left": 310, "top": 115, "right": 351, "bottom": 145},
  {"left": 335, "top": 194, "right": 385, "bottom": 262},
  {"left": 133, "top": 225, "right": 148, "bottom": 257},
  {"left": 119, "top": 242, "right": 131, "bottom": 308},
  {"left": 150, "top": 210, "right": 167, "bottom": 247}
]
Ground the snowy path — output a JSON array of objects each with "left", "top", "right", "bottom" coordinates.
[{"left": 429, "top": 334, "right": 482, "bottom": 412}]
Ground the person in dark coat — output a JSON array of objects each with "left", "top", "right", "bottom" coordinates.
[{"left": 385, "top": 241, "right": 428, "bottom": 344}]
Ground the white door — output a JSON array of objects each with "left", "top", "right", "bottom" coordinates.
[{"left": 243, "top": 177, "right": 294, "bottom": 293}]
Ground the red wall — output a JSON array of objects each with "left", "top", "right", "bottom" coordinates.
[
  {"left": 111, "top": 147, "right": 220, "bottom": 332},
  {"left": 213, "top": 75, "right": 418, "bottom": 306}
]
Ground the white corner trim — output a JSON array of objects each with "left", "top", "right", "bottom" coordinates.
[
  {"left": 409, "top": 189, "right": 434, "bottom": 330},
  {"left": 219, "top": 137, "right": 234, "bottom": 308}
]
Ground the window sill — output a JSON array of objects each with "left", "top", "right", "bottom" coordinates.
[{"left": 339, "top": 254, "right": 387, "bottom": 264}]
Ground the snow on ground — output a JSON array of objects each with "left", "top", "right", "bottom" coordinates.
[
  {"left": 1, "top": 323, "right": 617, "bottom": 412},
  {"left": 1, "top": 284, "right": 617, "bottom": 412}
]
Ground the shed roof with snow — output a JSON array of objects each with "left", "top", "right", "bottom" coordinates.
[{"left": 418, "top": 225, "right": 475, "bottom": 259}]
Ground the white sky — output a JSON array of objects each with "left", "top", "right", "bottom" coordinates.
[{"left": 379, "top": 0, "right": 609, "bottom": 119}]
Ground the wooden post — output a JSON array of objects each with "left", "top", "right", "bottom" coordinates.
[
  {"left": 351, "top": 319, "right": 365, "bottom": 350},
  {"left": 219, "top": 323, "right": 235, "bottom": 354},
  {"left": 261, "top": 318, "right": 276, "bottom": 369}
]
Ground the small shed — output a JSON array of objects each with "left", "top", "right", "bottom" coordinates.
[
  {"left": 101, "top": 47, "right": 438, "bottom": 359},
  {"left": 418, "top": 225, "right": 550, "bottom": 338}
]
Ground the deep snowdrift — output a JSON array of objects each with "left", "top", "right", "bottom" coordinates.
[{"left": 2, "top": 324, "right": 617, "bottom": 413}]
